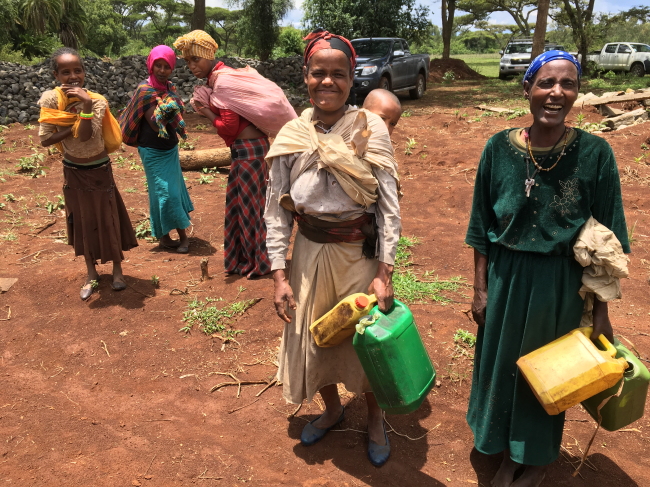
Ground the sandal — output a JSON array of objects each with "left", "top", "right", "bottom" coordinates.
[
  {"left": 111, "top": 277, "right": 127, "bottom": 291},
  {"left": 80, "top": 282, "right": 94, "bottom": 301}
]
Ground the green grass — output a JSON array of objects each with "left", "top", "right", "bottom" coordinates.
[
  {"left": 454, "top": 329, "right": 477, "bottom": 348},
  {"left": 455, "top": 53, "right": 501, "bottom": 78},
  {"left": 134, "top": 219, "right": 152, "bottom": 239},
  {"left": 582, "top": 72, "right": 650, "bottom": 92},
  {"left": 393, "top": 236, "right": 465, "bottom": 303},
  {"left": 180, "top": 297, "right": 259, "bottom": 336}
]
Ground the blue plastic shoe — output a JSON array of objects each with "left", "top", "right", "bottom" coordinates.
[
  {"left": 300, "top": 406, "right": 345, "bottom": 446},
  {"left": 368, "top": 423, "right": 390, "bottom": 467}
]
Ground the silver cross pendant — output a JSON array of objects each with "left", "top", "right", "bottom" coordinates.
[{"left": 524, "top": 178, "right": 535, "bottom": 197}]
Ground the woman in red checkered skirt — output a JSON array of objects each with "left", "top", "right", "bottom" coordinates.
[{"left": 174, "top": 30, "right": 271, "bottom": 278}]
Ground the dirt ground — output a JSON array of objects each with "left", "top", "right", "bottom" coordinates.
[{"left": 1, "top": 82, "right": 650, "bottom": 486}]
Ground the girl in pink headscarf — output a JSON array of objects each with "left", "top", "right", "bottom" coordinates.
[{"left": 119, "top": 45, "right": 194, "bottom": 253}]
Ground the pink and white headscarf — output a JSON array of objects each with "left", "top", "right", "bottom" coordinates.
[{"left": 147, "top": 45, "right": 177, "bottom": 92}]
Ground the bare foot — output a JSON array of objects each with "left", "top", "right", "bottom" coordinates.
[
  {"left": 491, "top": 453, "right": 521, "bottom": 487},
  {"left": 510, "top": 465, "right": 547, "bottom": 487},
  {"left": 311, "top": 405, "right": 343, "bottom": 430}
]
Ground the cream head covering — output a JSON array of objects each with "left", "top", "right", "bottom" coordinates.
[{"left": 173, "top": 30, "right": 219, "bottom": 59}]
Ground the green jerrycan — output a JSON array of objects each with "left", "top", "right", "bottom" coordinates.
[
  {"left": 582, "top": 338, "right": 649, "bottom": 431},
  {"left": 352, "top": 299, "right": 436, "bottom": 414}
]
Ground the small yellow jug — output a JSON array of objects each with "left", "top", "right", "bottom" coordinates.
[
  {"left": 517, "top": 327, "right": 629, "bottom": 415},
  {"left": 310, "top": 293, "right": 377, "bottom": 347}
]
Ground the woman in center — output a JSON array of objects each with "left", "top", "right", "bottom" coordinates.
[{"left": 264, "top": 29, "right": 401, "bottom": 467}]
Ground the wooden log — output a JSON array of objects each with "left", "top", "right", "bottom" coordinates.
[
  {"left": 575, "top": 92, "right": 598, "bottom": 107},
  {"left": 598, "top": 105, "right": 625, "bottom": 117},
  {"left": 179, "top": 148, "right": 231, "bottom": 171},
  {"left": 475, "top": 105, "right": 515, "bottom": 114},
  {"left": 583, "top": 91, "right": 650, "bottom": 107},
  {"left": 603, "top": 108, "right": 648, "bottom": 130}
]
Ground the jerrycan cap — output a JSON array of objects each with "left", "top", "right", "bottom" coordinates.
[{"left": 354, "top": 295, "right": 369, "bottom": 309}]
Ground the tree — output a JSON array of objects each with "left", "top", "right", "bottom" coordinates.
[
  {"left": 111, "top": 0, "right": 147, "bottom": 40},
  {"left": 550, "top": 0, "right": 596, "bottom": 73},
  {"left": 235, "top": 0, "right": 292, "bottom": 61},
  {"left": 273, "top": 26, "right": 304, "bottom": 57},
  {"left": 129, "top": 0, "right": 191, "bottom": 45},
  {"left": 302, "top": 0, "right": 431, "bottom": 45},
  {"left": 441, "top": 0, "right": 456, "bottom": 59},
  {"left": 457, "top": 0, "right": 537, "bottom": 37},
  {"left": 302, "top": 0, "right": 355, "bottom": 39},
  {"left": 0, "top": 0, "right": 18, "bottom": 45},
  {"left": 192, "top": 0, "right": 206, "bottom": 30},
  {"left": 531, "top": 0, "right": 550, "bottom": 59},
  {"left": 20, "top": 0, "right": 87, "bottom": 48},
  {"left": 205, "top": 6, "right": 242, "bottom": 54},
  {"left": 84, "top": 0, "right": 128, "bottom": 56}
]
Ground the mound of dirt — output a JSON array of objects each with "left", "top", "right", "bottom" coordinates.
[{"left": 429, "top": 58, "right": 488, "bottom": 82}]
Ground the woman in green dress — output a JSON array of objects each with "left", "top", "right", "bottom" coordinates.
[{"left": 465, "top": 51, "right": 630, "bottom": 486}]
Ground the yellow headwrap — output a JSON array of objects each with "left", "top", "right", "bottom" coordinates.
[{"left": 173, "top": 30, "right": 219, "bottom": 59}]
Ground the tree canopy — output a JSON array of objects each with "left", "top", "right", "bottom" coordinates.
[
  {"left": 1, "top": 0, "right": 649, "bottom": 65},
  {"left": 302, "top": 0, "right": 432, "bottom": 45}
]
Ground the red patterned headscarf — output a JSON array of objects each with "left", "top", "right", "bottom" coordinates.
[{"left": 303, "top": 29, "right": 356, "bottom": 72}]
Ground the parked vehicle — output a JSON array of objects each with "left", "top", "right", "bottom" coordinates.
[
  {"left": 587, "top": 43, "right": 650, "bottom": 77},
  {"left": 351, "top": 38, "right": 430, "bottom": 100},
  {"left": 499, "top": 38, "right": 565, "bottom": 80}
]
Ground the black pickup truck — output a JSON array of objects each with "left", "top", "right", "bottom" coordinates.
[{"left": 351, "top": 37, "right": 430, "bottom": 99}]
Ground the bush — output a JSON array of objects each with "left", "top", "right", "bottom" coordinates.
[{"left": 272, "top": 27, "right": 304, "bottom": 59}]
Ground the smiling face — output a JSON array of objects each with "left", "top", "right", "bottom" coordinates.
[
  {"left": 185, "top": 55, "right": 215, "bottom": 79},
  {"left": 151, "top": 58, "right": 173, "bottom": 85},
  {"left": 304, "top": 49, "right": 353, "bottom": 114},
  {"left": 52, "top": 53, "right": 85, "bottom": 87},
  {"left": 524, "top": 60, "right": 579, "bottom": 132}
]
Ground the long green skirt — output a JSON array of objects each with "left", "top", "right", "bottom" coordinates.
[
  {"left": 467, "top": 244, "right": 584, "bottom": 466},
  {"left": 138, "top": 146, "right": 194, "bottom": 239}
]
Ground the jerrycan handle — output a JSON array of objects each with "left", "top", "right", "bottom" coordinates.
[{"left": 580, "top": 327, "right": 629, "bottom": 369}]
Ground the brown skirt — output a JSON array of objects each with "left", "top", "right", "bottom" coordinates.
[{"left": 63, "top": 162, "right": 138, "bottom": 264}]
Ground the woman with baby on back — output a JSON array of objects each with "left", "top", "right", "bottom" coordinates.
[{"left": 38, "top": 47, "right": 138, "bottom": 301}]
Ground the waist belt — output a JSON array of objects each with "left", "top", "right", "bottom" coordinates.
[{"left": 295, "top": 213, "right": 377, "bottom": 259}]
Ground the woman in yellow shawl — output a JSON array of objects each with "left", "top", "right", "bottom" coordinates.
[
  {"left": 265, "top": 30, "right": 401, "bottom": 467},
  {"left": 38, "top": 47, "right": 137, "bottom": 301}
]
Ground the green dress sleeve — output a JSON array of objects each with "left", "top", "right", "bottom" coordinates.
[
  {"left": 591, "top": 142, "right": 630, "bottom": 253},
  {"left": 465, "top": 137, "right": 496, "bottom": 256}
]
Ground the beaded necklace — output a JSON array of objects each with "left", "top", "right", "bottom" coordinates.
[{"left": 523, "top": 126, "right": 569, "bottom": 197}]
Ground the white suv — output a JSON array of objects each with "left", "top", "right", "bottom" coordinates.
[{"left": 499, "top": 40, "right": 565, "bottom": 80}]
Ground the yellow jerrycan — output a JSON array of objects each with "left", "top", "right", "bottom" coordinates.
[
  {"left": 517, "top": 327, "right": 628, "bottom": 415},
  {"left": 310, "top": 293, "right": 377, "bottom": 347}
]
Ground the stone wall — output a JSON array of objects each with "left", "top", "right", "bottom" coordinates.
[{"left": 0, "top": 55, "right": 307, "bottom": 125}]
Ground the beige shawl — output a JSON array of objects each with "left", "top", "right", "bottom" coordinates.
[
  {"left": 266, "top": 107, "right": 399, "bottom": 208},
  {"left": 573, "top": 216, "right": 630, "bottom": 326}
]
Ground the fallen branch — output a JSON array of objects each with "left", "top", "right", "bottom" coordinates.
[
  {"left": 100, "top": 340, "right": 110, "bottom": 357},
  {"left": 228, "top": 398, "right": 260, "bottom": 414},
  {"left": 197, "top": 468, "right": 223, "bottom": 480},
  {"left": 208, "top": 372, "right": 267, "bottom": 397},
  {"left": 144, "top": 454, "right": 156, "bottom": 477},
  {"left": 255, "top": 379, "right": 278, "bottom": 397},
  {"left": 17, "top": 249, "right": 47, "bottom": 261}
]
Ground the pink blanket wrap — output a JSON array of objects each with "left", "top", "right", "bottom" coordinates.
[{"left": 191, "top": 66, "right": 297, "bottom": 137}]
